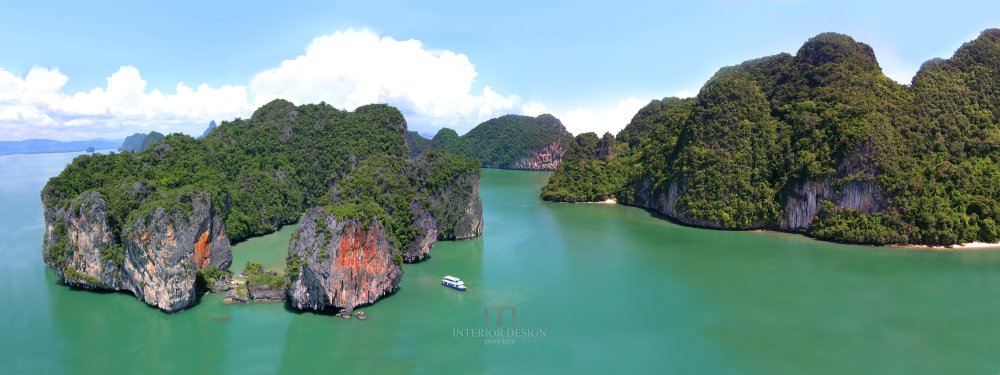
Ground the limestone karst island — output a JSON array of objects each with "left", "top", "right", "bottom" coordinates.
[{"left": 2, "top": 2, "right": 1000, "bottom": 374}]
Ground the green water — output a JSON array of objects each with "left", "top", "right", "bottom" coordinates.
[{"left": 4, "top": 151, "right": 1000, "bottom": 374}]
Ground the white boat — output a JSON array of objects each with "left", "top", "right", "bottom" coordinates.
[{"left": 442, "top": 275, "right": 467, "bottom": 291}]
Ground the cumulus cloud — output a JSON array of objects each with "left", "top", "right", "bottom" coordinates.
[
  {"left": 2, "top": 28, "right": 654, "bottom": 141},
  {"left": 0, "top": 66, "right": 250, "bottom": 141},
  {"left": 672, "top": 89, "right": 696, "bottom": 99},
  {"left": 520, "top": 101, "right": 548, "bottom": 117},
  {"left": 556, "top": 97, "right": 646, "bottom": 136},
  {"left": 250, "top": 29, "right": 522, "bottom": 134}
]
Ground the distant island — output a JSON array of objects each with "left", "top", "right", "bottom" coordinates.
[
  {"left": 0, "top": 138, "right": 122, "bottom": 156},
  {"left": 543, "top": 30, "right": 1000, "bottom": 247},
  {"left": 41, "top": 100, "right": 482, "bottom": 313},
  {"left": 199, "top": 120, "right": 217, "bottom": 139},
  {"left": 120, "top": 121, "right": 216, "bottom": 151},
  {"left": 119, "top": 131, "right": 165, "bottom": 152},
  {"left": 407, "top": 114, "right": 573, "bottom": 170}
]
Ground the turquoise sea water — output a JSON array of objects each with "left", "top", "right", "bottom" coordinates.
[{"left": 3, "top": 151, "right": 1000, "bottom": 374}]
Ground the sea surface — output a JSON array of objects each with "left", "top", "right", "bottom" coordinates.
[{"left": 3, "top": 151, "right": 1000, "bottom": 374}]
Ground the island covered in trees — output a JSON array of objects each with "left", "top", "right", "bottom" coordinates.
[
  {"left": 407, "top": 114, "right": 573, "bottom": 170},
  {"left": 543, "top": 30, "right": 1000, "bottom": 247},
  {"left": 40, "top": 100, "right": 482, "bottom": 312}
]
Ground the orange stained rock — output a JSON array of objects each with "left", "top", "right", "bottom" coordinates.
[
  {"left": 337, "top": 226, "right": 384, "bottom": 274},
  {"left": 194, "top": 230, "right": 212, "bottom": 268}
]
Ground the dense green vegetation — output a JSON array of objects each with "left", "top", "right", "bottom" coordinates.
[
  {"left": 195, "top": 264, "right": 230, "bottom": 292},
  {"left": 405, "top": 131, "right": 433, "bottom": 155},
  {"left": 243, "top": 262, "right": 284, "bottom": 289},
  {"left": 409, "top": 114, "right": 573, "bottom": 168},
  {"left": 44, "top": 100, "right": 410, "bottom": 243},
  {"left": 543, "top": 30, "right": 1000, "bottom": 246},
  {"left": 43, "top": 100, "right": 477, "bottom": 267},
  {"left": 43, "top": 219, "right": 71, "bottom": 269},
  {"left": 540, "top": 132, "right": 624, "bottom": 201},
  {"left": 322, "top": 148, "right": 479, "bottom": 248}
]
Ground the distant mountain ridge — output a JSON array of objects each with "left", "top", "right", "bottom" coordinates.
[
  {"left": 407, "top": 114, "right": 574, "bottom": 170},
  {"left": 119, "top": 132, "right": 165, "bottom": 152},
  {"left": 0, "top": 139, "right": 122, "bottom": 155}
]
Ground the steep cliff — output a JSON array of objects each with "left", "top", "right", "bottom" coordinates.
[
  {"left": 287, "top": 208, "right": 403, "bottom": 313},
  {"left": 326, "top": 150, "right": 483, "bottom": 263},
  {"left": 42, "top": 189, "right": 231, "bottom": 312},
  {"left": 412, "top": 151, "right": 484, "bottom": 242},
  {"left": 544, "top": 30, "right": 1000, "bottom": 246},
  {"left": 42, "top": 191, "right": 121, "bottom": 289}
]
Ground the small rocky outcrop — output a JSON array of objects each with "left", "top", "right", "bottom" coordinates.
[
  {"left": 287, "top": 208, "right": 403, "bottom": 314},
  {"left": 225, "top": 285, "right": 249, "bottom": 304},
  {"left": 41, "top": 190, "right": 232, "bottom": 312},
  {"left": 246, "top": 270, "right": 287, "bottom": 302},
  {"left": 207, "top": 273, "right": 234, "bottom": 293},
  {"left": 248, "top": 282, "right": 286, "bottom": 301}
]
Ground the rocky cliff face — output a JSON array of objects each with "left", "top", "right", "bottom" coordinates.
[
  {"left": 503, "top": 141, "right": 565, "bottom": 171},
  {"left": 401, "top": 201, "right": 439, "bottom": 262},
  {"left": 121, "top": 192, "right": 231, "bottom": 311},
  {"left": 400, "top": 153, "right": 484, "bottom": 263},
  {"left": 287, "top": 208, "right": 403, "bottom": 314},
  {"left": 621, "top": 177, "right": 727, "bottom": 229},
  {"left": 622, "top": 175, "right": 885, "bottom": 232},
  {"left": 42, "top": 191, "right": 121, "bottom": 289},
  {"left": 401, "top": 172, "right": 483, "bottom": 262},
  {"left": 779, "top": 180, "right": 884, "bottom": 230},
  {"left": 247, "top": 275, "right": 286, "bottom": 301},
  {"left": 41, "top": 190, "right": 231, "bottom": 312},
  {"left": 429, "top": 171, "right": 484, "bottom": 241}
]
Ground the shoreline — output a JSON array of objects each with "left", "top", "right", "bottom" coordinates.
[
  {"left": 892, "top": 241, "right": 1000, "bottom": 250},
  {"left": 753, "top": 229, "right": 1000, "bottom": 250},
  {"left": 581, "top": 198, "right": 617, "bottom": 204},
  {"left": 590, "top": 201, "right": 1000, "bottom": 251}
]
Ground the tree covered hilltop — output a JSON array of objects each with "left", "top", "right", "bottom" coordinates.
[
  {"left": 41, "top": 100, "right": 482, "bottom": 312},
  {"left": 543, "top": 30, "right": 1000, "bottom": 247},
  {"left": 407, "top": 113, "right": 574, "bottom": 170}
]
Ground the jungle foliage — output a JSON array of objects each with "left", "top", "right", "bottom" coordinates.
[{"left": 543, "top": 30, "right": 1000, "bottom": 246}]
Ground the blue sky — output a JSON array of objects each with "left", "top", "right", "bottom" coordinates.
[{"left": 0, "top": 0, "right": 997, "bottom": 140}]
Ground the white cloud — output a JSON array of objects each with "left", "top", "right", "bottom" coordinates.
[
  {"left": 0, "top": 66, "right": 250, "bottom": 141},
  {"left": 250, "top": 28, "right": 522, "bottom": 134},
  {"left": 3, "top": 28, "right": 653, "bottom": 141},
  {"left": 557, "top": 97, "right": 646, "bottom": 136},
  {"left": 520, "top": 101, "right": 547, "bottom": 117},
  {"left": 673, "top": 89, "right": 696, "bottom": 99}
]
